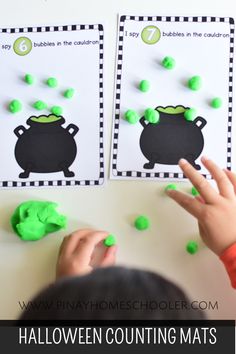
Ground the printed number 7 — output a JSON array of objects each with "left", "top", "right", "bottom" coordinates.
[{"left": 147, "top": 28, "right": 156, "bottom": 41}]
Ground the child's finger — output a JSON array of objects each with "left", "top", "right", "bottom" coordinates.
[
  {"left": 100, "top": 245, "right": 118, "bottom": 267},
  {"left": 201, "top": 156, "right": 234, "bottom": 199},
  {"left": 224, "top": 169, "right": 236, "bottom": 194},
  {"left": 179, "top": 159, "right": 219, "bottom": 204},
  {"left": 62, "top": 229, "right": 97, "bottom": 256},
  {"left": 167, "top": 189, "right": 204, "bottom": 218},
  {"left": 74, "top": 231, "right": 109, "bottom": 262}
]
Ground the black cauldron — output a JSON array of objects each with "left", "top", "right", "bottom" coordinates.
[
  {"left": 14, "top": 115, "right": 79, "bottom": 178},
  {"left": 139, "top": 106, "right": 207, "bottom": 170}
]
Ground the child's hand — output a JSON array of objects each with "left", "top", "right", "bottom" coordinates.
[
  {"left": 56, "top": 229, "right": 117, "bottom": 279},
  {"left": 166, "top": 156, "right": 236, "bottom": 255}
]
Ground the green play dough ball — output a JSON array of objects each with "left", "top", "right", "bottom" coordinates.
[
  {"left": 124, "top": 109, "right": 139, "bottom": 124},
  {"left": 9, "top": 99, "right": 22, "bottom": 113},
  {"left": 47, "top": 77, "right": 58, "bottom": 88},
  {"left": 64, "top": 88, "right": 75, "bottom": 99},
  {"left": 134, "top": 215, "right": 150, "bottom": 231},
  {"left": 191, "top": 186, "right": 200, "bottom": 196},
  {"left": 211, "top": 97, "right": 222, "bottom": 109},
  {"left": 188, "top": 76, "right": 202, "bottom": 91},
  {"left": 144, "top": 108, "right": 160, "bottom": 124},
  {"left": 184, "top": 108, "right": 197, "bottom": 121},
  {"left": 33, "top": 100, "right": 47, "bottom": 110},
  {"left": 51, "top": 106, "right": 63, "bottom": 116},
  {"left": 11, "top": 201, "right": 67, "bottom": 241},
  {"left": 162, "top": 56, "right": 176, "bottom": 69},
  {"left": 104, "top": 234, "right": 116, "bottom": 247},
  {"left": 186, "top": 241, "right": 199, "bottom": 254},
  {"left": 25, "top": 74, "right": 35, "bottom": 85},
  {"left": 165, "top": 183, "right": 177, "bottom": 192},
  {"left": 139, "top": 80, "right": 150, "bottom": 92}
]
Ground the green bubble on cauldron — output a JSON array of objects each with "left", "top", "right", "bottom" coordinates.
[
  {"left": 162, "top": 56, "right": 176, "bottom": 70},
  {"left": 25, "top": 73, "right": 35, "bottom": 85},
  {"left": 124, "top": 109, "right": 139, "bottom": 124},
  {"left": 46, "top": 77, "right": 58, "bottom": 88},
  {"left": 144, "top": 108, "right": 160, "bottom": 124},
  {"left": 11, "top": 200, "right": 67, "bottom": 241},
  {"left": 186, "top": 241, "right": 199, "bottom": 255},
  {"left": 184, "top": 108, "right": 197, "bottom": 121},
  {"left": 64, "top": 88, "right": 75, "bottom": 99},
  {"left": 188, "top": 76, "right": 202, "bottom": 91},
  {"left": 165, "top": 183, "right": 177, "bottom": 192},
  {"left": 31, "top": 114, "right": 61, "bottom": 123},
  {"left": 139, "top": 80, "right": 150, "bottom": 92},
  {"left": 9, "top": 99, "right": 22, "bottom": 113},
  {"left": 33, "top": 100, "right": 48, "bottom": 111},
  {"left": 51, "top": 106, "right": 63, "bottom": 116},
  {"left": 104, "top": 234, "right": 117, "bottom": 247},
  {"left": 157, "top": 106, "right": 186, "bottom": 115},
  {"left": 134, "top": 215, "right": 150, "bottom": 231},
  {"left": 211, "top": 97, "right": 222, "bottom": 109},
  {"left": 191, "top": 186, "right": 200, "bottom": 196}
]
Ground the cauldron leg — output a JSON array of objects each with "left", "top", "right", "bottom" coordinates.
[
  {"left": 185, "top": 155, "right": 201, "bottom": 171},
  {"left": 143, "top": 161, "right": 155, "bottom": 169},
  {"left": 19, "top": 164, "right": 32, "bottom": 178},
  {"left": 62, "top": 167, "right": 75, "bottom": 177}
]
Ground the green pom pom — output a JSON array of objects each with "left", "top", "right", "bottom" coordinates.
[
  {"left": 139, "top": 80, "right": 150, "bottom": 92},
  {"left": 11, "top": 201, "right": 67, "bottom": 241},
  {"left": 165, "top": 183, "right": 177, "bottom": 192},
  {"left": 211, "top": 97, "right": 222, "bottom": 109},
  {"left": 104, "top": 234, "right": 116, "bottom": 247},
  {"left": 184, "top": 108, "right": 197, "bottom": 121},
  {"left": 47, "top": 77, "right": 58, "bottom": 88},
  {"left": 186, "top": 241, "right": 199, "bottom": 254},
  {"left": 162, "top": 56, "right": 176, "bottom": 70},
  {"left": 124, "top": 109, "right": 139, "bottom": 124},
  {"left": 25, "top": 74, "right": 35, "bottom": 85},
  {"left": 64, "top": 88, "right": 75, "bottom": 99},
  {"left": 144, "top": 108, "right": 160, "bottom": 124},
  {"left": 188, "top": 76, "right": 202, "bottom": 91},
  {"left": 51, "top": 106, "right": 63, "bottom": 116},
  {"left": 191, "top": 186, "right": 200, "bottom": 196},
  {"left": 9, "top": 99, "right": 22, "bottom": 113},
  {"left": 134, "top": 215, "right": 150, "bottom": 231},
  {"left": 33, "top": 100, "right": 47, "bottom": 110}
]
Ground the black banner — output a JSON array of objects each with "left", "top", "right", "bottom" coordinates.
[{"left": 0, "top": 320, "right": 234, "bottom": 353}]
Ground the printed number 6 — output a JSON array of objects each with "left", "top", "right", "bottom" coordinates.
[
  {"left": 13, "top": 37, "right": 32, "bottom": 56},
  {"left": 19, "top": 40, "right": 27, "bottom": 52}
]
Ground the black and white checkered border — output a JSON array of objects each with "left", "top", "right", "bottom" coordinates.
[
  {"left": 112, "top": 15, "right": 234, "bottom": 180},
  {"left": 0, "top": 24, "right": 104, "bottom": 187}
]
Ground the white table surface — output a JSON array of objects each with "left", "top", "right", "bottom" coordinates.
[{"left": 0, "top": 0, "right": 236, "bottom": 320}]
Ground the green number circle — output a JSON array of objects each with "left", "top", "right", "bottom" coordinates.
[
  {"left": 141, "top": 26, "right": 161, "bottom": 45},
  {"left": 13, "top": 37, "right": 32, "bottom": 56}
]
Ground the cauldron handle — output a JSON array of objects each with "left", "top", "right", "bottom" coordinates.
[
  {"left": 66, "top": 124, "right": 79, "bottom": 137},
  {"left": 14, "top": 125, "right": 27, "bottom": 138},
  {"left": 194, "top": 116, "right": 207, "bottom": 130},
  {"left": 139, "top": 117, "right": 148, "bottom": 128}
]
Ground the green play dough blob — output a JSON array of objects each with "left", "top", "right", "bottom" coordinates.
[
  {"left": 162, "top": 56, "right": 176, "bottom": 69},
  {"left": 165, "top": 183, "right": 177, "bottom": 192},
  {"left": 124, "top": 109, "right": 139, "bottom": 124},
  {"left": 134, "top": 215, "right": 150, "bottom": 231},
  {"left": 9, "top": 99, "right": 22, "bottom": 113},
  {"left": 186, "top": 241, "right": 199, "bottom": 254},
  {"left": 184, "top": 108, "right": 197, "bottom": 121},
  {"left": 191, "top": 186, "right": 200, "bottom": 196},
  {"left": 51, "top": 106, "right": 63, "bottom": 116},
  {"left": 157, "top": 106, "right": 186, "bottom": 114},
  {"left": 33, "top": 100, "right": 48, "bottom": 110},
  {"left": 25, "top": 74, "right": 35, "bottom": 85},
  {"left": 31, "top": 114, "right": 61, "bottom": 123},
  {"left": 211, "top": 97, "right": 222, "bottom": 109},
  {"left": 188, "top": 76, "right": 202, "bottom": 91},
  {"left": 11, "top": 201, "right": 67, "bottom": 241},
  {"left": 139, "top": 80, "right": 150, "bottom": 92},
  {"left": 144, "top": 108, "right": 160, "bottom": 124},
  {"left": 47, "top": 77, "right": 58, "bottom": 88},
  {"left": 64, "top": 88, "right": 75, "bottom": 99},
  {"left": 104, "top": 234, "right": 116, "bottom": 247}
]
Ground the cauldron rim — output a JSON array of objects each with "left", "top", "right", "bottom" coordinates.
[{"left": 26, "top": 114, "right": 65, "bottom": 127}]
